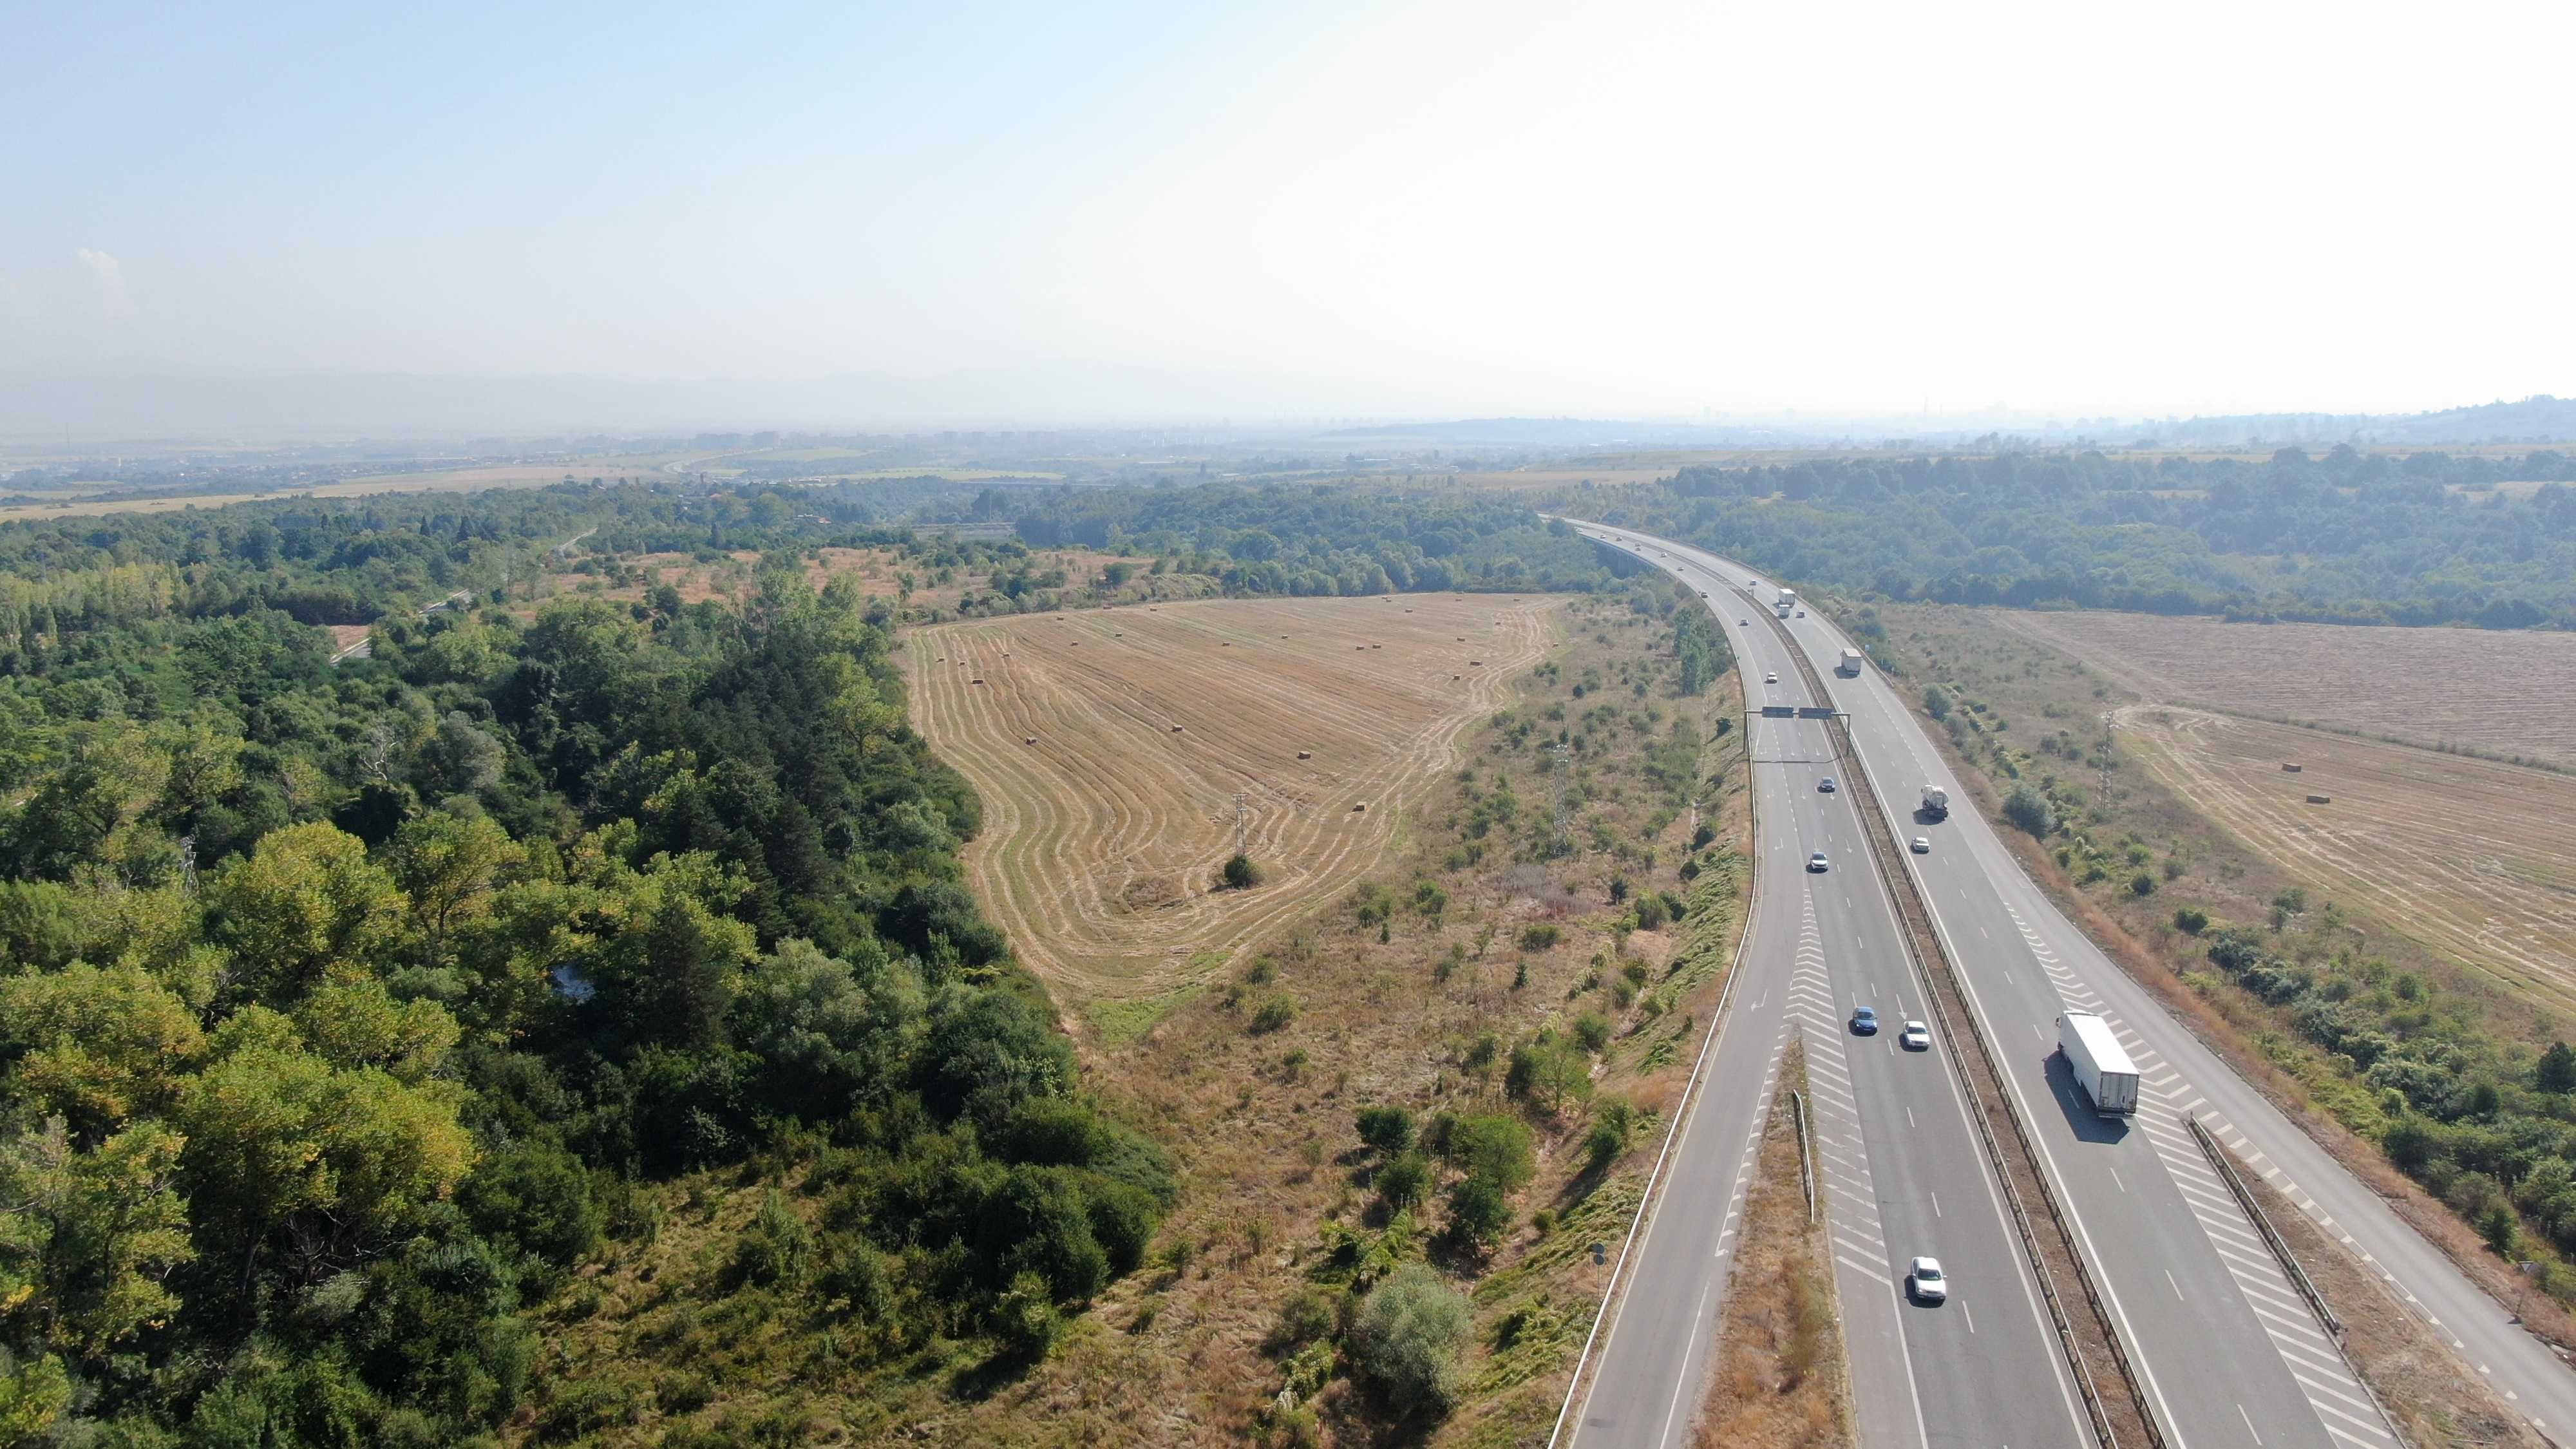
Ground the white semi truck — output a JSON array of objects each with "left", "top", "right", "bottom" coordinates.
[
  {"left": 2058, "top": 1011, "right": 2140, "bottom": 1116},
  {"left": 1918, "top": 786, "right": 1949, "bottom": 821},
  {"left": 1774, "top": 589, "right": 1796, "bottom": 618},
  {"left": 1835, "top": 648, "right": 1864, "bottom": 677}
]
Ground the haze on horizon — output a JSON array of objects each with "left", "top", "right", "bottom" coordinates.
[{"left": 8, "top": 0, "right": 2573, "bottom": 434}]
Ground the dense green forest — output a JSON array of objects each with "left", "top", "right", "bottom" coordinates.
[
  {"left": 1012, "top": 483, "right": 1621, "bottom": 596},
  {"left": 0, "top": 488, "right": 1169, "bottom": 1443},
  {"left": 1595, "top": 446, "right": 2576, "bottom": 629}
]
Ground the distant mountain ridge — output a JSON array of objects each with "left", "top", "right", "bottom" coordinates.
[{"left": 2150, "top": 395, "right": 2576, "bottom": 448}]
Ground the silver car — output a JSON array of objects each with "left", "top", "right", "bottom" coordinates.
[
  {"left": 1900, "top": 1020, "right": 1931, "bottom": 1051},
  {"left": 1908, "top": 1256, "right": 1947, "bottom": 1303},
  {"left": 1806, "top": 851, "right": 1829, "bottom": 872}
]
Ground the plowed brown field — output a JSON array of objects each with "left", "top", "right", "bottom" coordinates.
[
  {"left": 904, "top": 594, "right": 1562, "bottom": 1001},
  {"left": 2118, "top": 706, "right": 2576, "bottom": 1016}
]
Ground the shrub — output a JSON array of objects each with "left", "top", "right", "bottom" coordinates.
[
  {"left": 1267, "top": 1287, "right": 1340, "bottom": 1354},
  {"left": 1444, "top": 1114, "right": 1535, "bottom": 1191},
  {"left": 2172, "top": 907, "right": 2209, "bottom": 935},
  {"left": 1584, "top": 1097, "right": 1640, "bottom": 1173},
  {"left": 726, "top": 1190, "right": 814, "bottom": 1289},
  {"left": 2129, "top": 871, "right": 2157, "bottom": 897},
  {"left": 1519, "top": 923, "right": 1562, "bottom": 951},
  {"left": 1250, "top": 994, "right": 1298, "bottom": 1034},
  {"left": 1377, "top": 1152, "right": 1432, "bottom": 1210},
  {"left": 1443, "top": 1174, "right": 1512, "bottom": 1247},
  {"left": 1221, "top": 853, "right": 1262, "bottom": 890},
  {"left": 2003, "top": 786, "right": 2056, "bottom": 838},
  {"left": 1356, "top": 1104, "right": 1417, "bottom": 1155},
  {"left": 992, "top": 1271, "right": 1063, "bottom": 1362},
  {"left": 1572, "top": 1012, "right": 1613, "bottom": 1054},
  {"left": 1350, "top": 1263, "right": 1470, "bottom": 1412}
]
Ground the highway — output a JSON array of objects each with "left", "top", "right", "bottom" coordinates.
[
  {"left": 1570, "top": 522, "right": 2572, "bottom": 1448},
  {"left": 1566, "top": 553, "right": 2086, "bottom": 1448}
]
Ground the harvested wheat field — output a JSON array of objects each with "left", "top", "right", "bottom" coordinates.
[
  {"left": 2118, "top": 706, "right": 2576, "bottom": 1018},
  {"left": 904, "top": 594, "right": 1560, "bottom": 1001},
  {"left": 1996, "top": 611, "right": 2576, "bottom": 770}
]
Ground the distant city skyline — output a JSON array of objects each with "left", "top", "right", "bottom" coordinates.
[{"left": 8, "top": 0, "right": 2573, "bottom": 432}]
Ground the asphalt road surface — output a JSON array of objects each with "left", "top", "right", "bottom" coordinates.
[
  {"left": 1569, "top": 521, "right": 2570, "bottom": 1448},
  {"left": 1566, "top": 545, "right": 2085, "bottom": 1449}
]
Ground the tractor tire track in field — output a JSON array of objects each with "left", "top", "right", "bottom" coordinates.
[{"left": 905, "top": 594, "right": 1560, "bottom": 1005}]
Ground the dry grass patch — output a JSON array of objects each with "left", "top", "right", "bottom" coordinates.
[
  {"left": 1692, "top": 1039, "right": 1852, "bottom": 1449},
  {"left": 905, "top": 594, "right": 1561, "bottom": 1003},
  {"left": 1993, "top": 610, "right": 2576, "bottom": 770},
  {"left": 2118, "top": 706, "right": 2576, "bottom": 1018}
]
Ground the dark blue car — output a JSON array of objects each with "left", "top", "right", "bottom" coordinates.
[{"left": 1850, "top": 1006, "right": 1879, "bottom": 1036}]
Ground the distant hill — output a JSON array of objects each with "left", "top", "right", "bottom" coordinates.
[{"left": 2147, "top": 396, "right": 2576, "bottom": 448}]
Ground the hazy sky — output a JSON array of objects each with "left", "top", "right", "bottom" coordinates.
[{"left": 8, "top": 0, "right": 2573, "bottom": 425}]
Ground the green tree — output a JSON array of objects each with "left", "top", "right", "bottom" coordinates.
[
  {"left": 0, "top": 1117, "right": 195, "bottom": 1359},
  {"left": 1349, "top": 1262, "right": 1471, "bottom": 1414},
  {"left": 206, "top": 823, "right": 408, "bottom": 1003},
  {"left": 2538, "top": 1042, "right": 2576, "bottom": 1095}
]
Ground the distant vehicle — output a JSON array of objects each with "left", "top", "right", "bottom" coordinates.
[
  {"left": 1795, "top": 609, "right": 1806, "bottom": 618},
  {"left": 1807, "top": 851, "right": 1829, "bottom": 873},
  {"left": 1907, "top": 1257, "right": 1947, "bottom": 1303},
  {"left": 1764, "top": 671, "right": 1779, "bottom": 684},
  {"left": 1850, "top": 1005, "right": 1879, "bottom": 1035},
  {"left": 1739, "top": 618, "right": 1750, "bottom": 626},
  {"left": 1817, "top": 777, "right": 1837, "bottom": 793},
  {"left": 1900, "top": 1020, "right": 1931, "bottom": 1050},
  {"left": 1835, "top": 647, "right": 1864, "bottom": 677},
  {"left": 1910, "top": 836, "right": 1931, "bottom": 853},
  {"left": 1699, "top": 591, "right": 1709, "bottom": 598},
  {"left": 1919, "top": 786, "right": 1950, "bottom": 821},
  {"left": 2058, "top": 1011, "right": 2141, "bottom": 1116}
]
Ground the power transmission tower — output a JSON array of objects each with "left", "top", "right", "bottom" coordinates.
[
  {"left": 2098, "top": 710, "right": 2116, "bottom": 808},
  {"left": 1233, "top": 791, "right": 1249, "bottom": 857},
  {"left": 1549, "top": 744, "right": 1573, "bottom": 857}
]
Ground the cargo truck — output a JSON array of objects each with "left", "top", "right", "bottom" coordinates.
[
  {"left": 1918, "top": 786, "right": 1949, "bottom": 821},
  {"left": 1774, "top": 590, "right": 1795, "bottom": 618},
  {"left": 2057, "top": 1011, "right": 2139, "bottom": 1115},
  {"left": 1835, "top": 648, "right": 1864, "bottom": 677}
]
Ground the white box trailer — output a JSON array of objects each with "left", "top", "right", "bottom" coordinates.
[
  {"left": 1835, "top": 648, "right": 1864, "bottom": 677},
  {"left": 2058, "top": 1010, "right": 2139, "bottom": 1115}
]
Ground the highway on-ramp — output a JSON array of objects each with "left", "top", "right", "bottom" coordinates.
[
  {"left": 1565, "top": 553, "right": 2085, "bottom": 1449},
  {"left": 1573, "top": 521, "right": 2566, "bottom": 1448}
]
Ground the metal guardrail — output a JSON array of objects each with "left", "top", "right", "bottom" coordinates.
[
  {"left": 2187, "top": 1115, "right": 2340, "bottom": 1336},
  {"left": 2187, "top": 1116, "right": 2412, "bottom": 1445},
  {"left": 1750, "top": 580, "right": 2157, "bottom": 1449},
  {"left": 1792, "top": 1088, "right": 1817, "bottom": 1225}
]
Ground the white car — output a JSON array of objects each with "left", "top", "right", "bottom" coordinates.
[
  {"left": 1806, "top": 851, "right": 1829, "bottom": 872},
  {"left": 1900, "top": 1021, "right": 1931, "bottom": 1051},
  {"left": 1907, "top": 1256, "right": 1947, "bottom": 1303},
  {"left": 1764, "top": 672, "right": 1779, "bottom": 684},
  {"left": 1910, "top": 836, "right": 1931, "bottom": 854}
]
